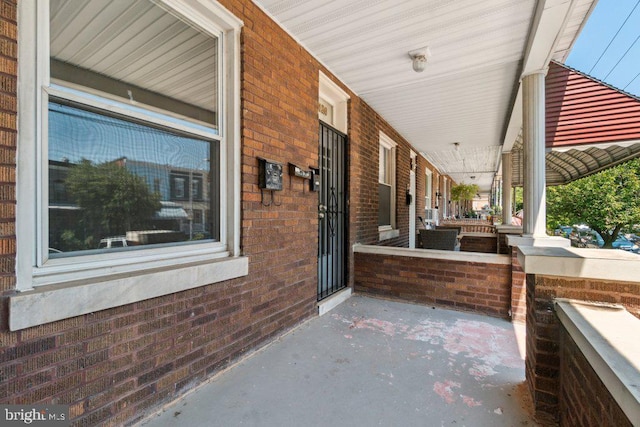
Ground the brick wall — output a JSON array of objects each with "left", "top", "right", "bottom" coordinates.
[
  {"left": 348, "top": 98, "right": 447, "bottom": 250},
  {"left": 0, "top": 0, "right": 16, "bottom": 304},
  {"left": 354, "top": 251, "right": 511, "bottom": 318},
  {"left": 459, "top": 234, "right": 497, "bottom": 253},
  {"left": 497, "top": 232, "right": 510, "bottom": 254},
  {"left": 349, "top": 99, "right": 427, "bottom": 249},
  {"left": 0, "top": 0, "right": 448, "bottom": 425},
  {"left": 0, "top": 1, "right": 320, "bottom": 425},
  {"left": 558, "top": 325, "right": 632, "bottom": 427},
  {"left": 525, "top": 273, "right": 640, "bottom": 424}
]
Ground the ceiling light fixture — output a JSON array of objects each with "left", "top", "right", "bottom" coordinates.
[{"left": 408, "top": 47, "right": 431, "bottom": 73}]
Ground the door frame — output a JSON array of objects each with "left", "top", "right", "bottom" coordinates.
[
  {"left": 409, "top": 150, "right": 416, "bottom": 248},
  {"left": 318, "top": 71, "right": 350, "bottom": 305}
]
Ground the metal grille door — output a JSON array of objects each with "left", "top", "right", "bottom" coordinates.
[{"left": 318, "top": 122, "right": 347, "bottom": 301}]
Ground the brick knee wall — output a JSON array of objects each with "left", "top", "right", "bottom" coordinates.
[
  {"left": 525, "top": 274, "right": 560, "bottom": 424},
  {"left": 459, "top": 235, "right": 497, "bottom": 253},
  {"left": 354, "top": 252, "right": 511, "bottom": 318},
  {"left": 559, "top": 325, "right": 632, "bottom": 427},
  {"left": 526, "top": 274, "right": 640, "bottom": 424}
]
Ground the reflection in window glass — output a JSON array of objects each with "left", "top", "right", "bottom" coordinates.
[
  {"left": 48, "top": 101, "right": 218, "bottom": 255},
  {"left": 50, "top": 0, "right": 219, "bottom": 130}
]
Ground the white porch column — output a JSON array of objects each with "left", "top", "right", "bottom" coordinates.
[
  {"left": 501, "top": 152, "right": 513, "bottom": 225},
  {"left": 522, "top": 70, "right": 546, "bottom": 237}
]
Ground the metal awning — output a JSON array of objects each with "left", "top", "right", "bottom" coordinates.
[
  {"left": 154, "top": 201, "right": 189, "bottom": 220},
  {"left": 512, "top": 138, "right": 640, "bottom": 186},
  {"left": 511, "top": 62, "right": 640, "bottom": 186}
]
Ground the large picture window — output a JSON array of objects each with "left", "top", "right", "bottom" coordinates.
[
  {"left": 13, "top": 0, "right": 244, "bottom": 330},
  {"left": 48, "top": 100, "right": 219, "bottom": 255},
  {"left": 47, "top": 0, "right": 220, "bottom": 256}
]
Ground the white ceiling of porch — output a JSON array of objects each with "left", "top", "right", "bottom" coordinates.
[{"left": 254, "top": 0, "right": 597, "bottom": 192}]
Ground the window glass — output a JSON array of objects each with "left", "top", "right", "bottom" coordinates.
[
  {"left": 379, "top": 146, "right": 389, "bottom": 183},
  {"left": 47, "top": 0, "right": 221, "bottom": 256},
  {"left": 378, "top": 138, "right": 395, "bottom": 228},
  {"left": 425, "top": 170, "right": 432, "bottom": 208},
  {"left": 48, "top": 101, "right": 218, "bottom": 255},
  {"left": 50, "top": 0, "right": 218, "bottom": 129}
]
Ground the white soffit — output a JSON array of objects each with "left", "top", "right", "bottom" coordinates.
[{"left": 253, "top": 0, "right": 596, "bottom": 191}]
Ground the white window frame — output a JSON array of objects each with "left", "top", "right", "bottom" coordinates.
[
  {"left": 12, "top": 0, "right": 246, "bottom": 331},
  {"left": 378, "top": 131, "right": 398, "bottom": 240},
  {"left": 443, "top": 177, "right": 449, "bottom": 218},
  {"left": 425, "top": 168, "right": 433, "bottom": 209}
]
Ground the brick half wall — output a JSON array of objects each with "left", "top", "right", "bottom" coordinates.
[
  {"left": 354, "top": 247, "right": 511, "bottom": 318},
  {"left": 559, "top": 324, "right": 633, "bottom": 427},
  {"left": 525, "top": 274, "right": 640, "bottom": 424}
]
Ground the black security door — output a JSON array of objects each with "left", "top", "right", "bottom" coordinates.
[{"left": 318, "top": 122, "right": 347, "bottom": 301}]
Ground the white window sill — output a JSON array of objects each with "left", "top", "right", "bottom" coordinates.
[
  {"left": 9, "top": 255, "right": 248, "bottom": 331},
  {"left": 378, "top": 227, "right": 399, "bottom": 241},
  {"left": 555, "top": 299, "right": 640, "bottom": 423}
]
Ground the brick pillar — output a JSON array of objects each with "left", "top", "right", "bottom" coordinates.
[
  {"left": 525, "top": 274, "right": 560, "bottom": 424},
  {"left": 0, "top": 0, "right": 17, "bottom": 299}
]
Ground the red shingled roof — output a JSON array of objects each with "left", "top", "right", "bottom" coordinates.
[{"left": 546, "top": 61, "right": 640, "bottom": 148}]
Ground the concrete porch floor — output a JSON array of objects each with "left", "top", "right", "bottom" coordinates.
[{"left": 140, "top": 295, "right": 536, "bottom": 427}]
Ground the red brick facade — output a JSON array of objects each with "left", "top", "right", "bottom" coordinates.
[
  {"left": 525, "top": 273, "right": 640, "bottom": 424},
  {"left": 6, "top": 2, "right": 634, "bottom": 426},
  {"left": 354, "top": 252, "right": 511, "bottom": 318},
  {"left": 349, "top": 99, "right": 448, "bottom": 249},
  {"left": 459, "top": 234, "right": 497, "bottom": 253},
  {"left": 0, "top": 0, "right": 16, "bottom": 299},
  {"left": 0, "top": 1, "right": 449, "bottom": 425},
  {"left": 558, "top": 325, "right": 632, "bottom": 427}
]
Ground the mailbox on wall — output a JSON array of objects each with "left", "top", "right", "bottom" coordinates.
[
  {"left": 258, "top": 158, "right": 283, "bottom": 191},
  {"left": 310, "top": 167, "right": 320, "bottom": 192}
]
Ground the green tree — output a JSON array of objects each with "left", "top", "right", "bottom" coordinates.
[
  {"left": 546, "top": 159, "right": 640, "bottom": 248},
  {"left": 451, "top": 183, "right": 479, "bottom": 217},
  {"left": 514, "top": 187, "right": 523, "bottom": 212},
  {"left": 65, "top": 160, "right": 162, "bottom": 242}
]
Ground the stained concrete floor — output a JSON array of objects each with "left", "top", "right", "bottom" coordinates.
[{"left": 140, "top": 295, "right": 536, "bottom": 427}]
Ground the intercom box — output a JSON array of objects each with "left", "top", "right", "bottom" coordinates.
[{"left": 258, "top": 158, "right": 283, "bottom": 190}]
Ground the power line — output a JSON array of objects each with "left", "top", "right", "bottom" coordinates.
[
  {"left": 588, "top": 0, "right": 640, "bottom": 74},
  {"left": 623, "top": 70, "right": 640, "bottom": 90},
  {"left": 603, "top": 32, "right": 640, "bottom": 80}
]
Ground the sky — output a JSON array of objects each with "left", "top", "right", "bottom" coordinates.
[{"left": 565, "top": 0, "right": 640, "bottom": 97}]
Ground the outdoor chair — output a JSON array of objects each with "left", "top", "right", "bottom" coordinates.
[{"left": 419, "top": 229, "right": 460, "bottom": 251}]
